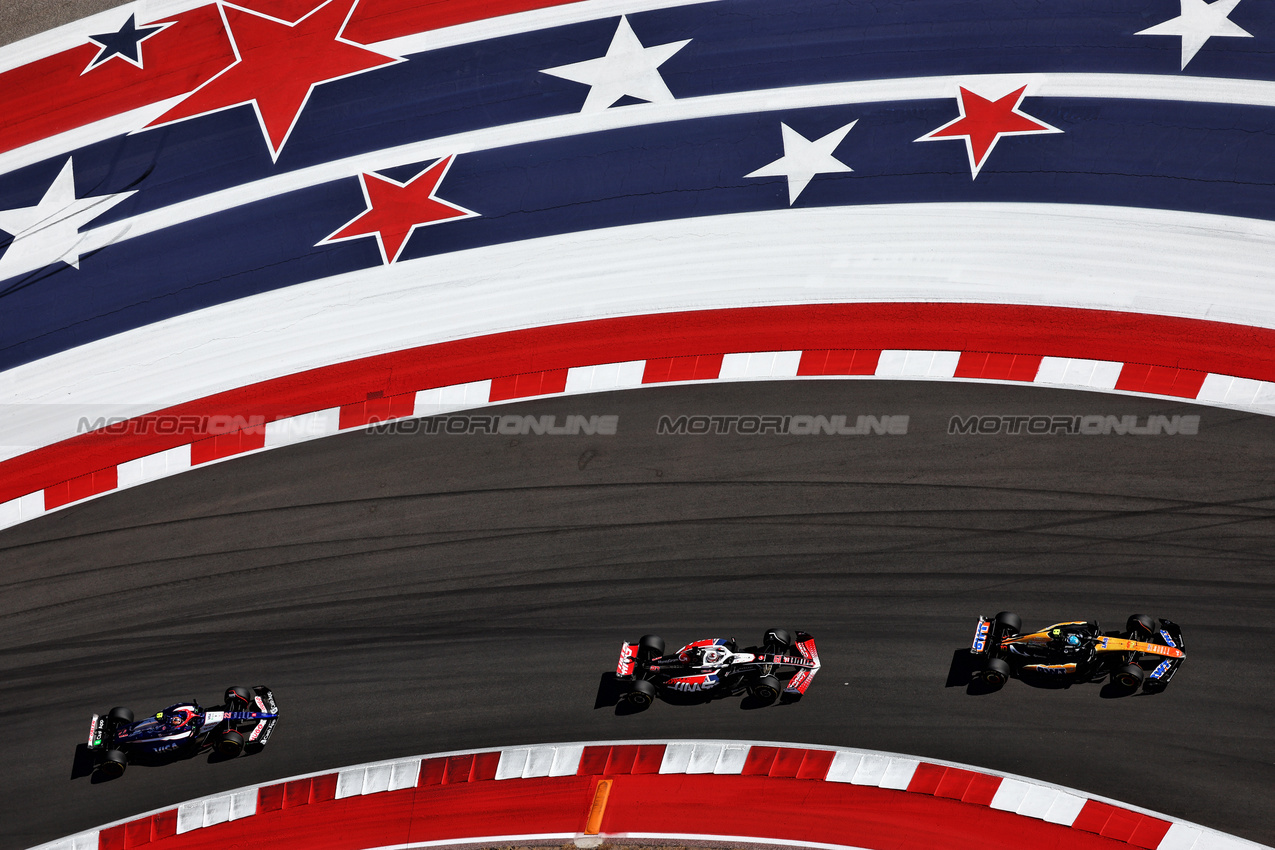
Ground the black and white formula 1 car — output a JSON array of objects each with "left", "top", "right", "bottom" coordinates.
[
  {"left": 615, "top": 629, "right": 820, "bottom": 709},
  {"left": 87, "top": 686, "right": 279, "bottom": 777},
  {"left": 970, "top": 612, "right": 1185, "bottom": 694}
]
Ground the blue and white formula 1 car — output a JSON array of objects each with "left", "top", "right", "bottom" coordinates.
[
  {"left": 615, "top": 629, "right": 820, "bottom": 709},
  {"left": 87, "top": 686, "right": 279, "bottom": 777}
]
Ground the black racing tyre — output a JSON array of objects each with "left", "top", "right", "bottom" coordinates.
[
  {"left": 764, "top": 628, "right": 794, "bottom": 652},
  {"left": 97, "top": 749, "right": 127, "bottom": 778},
  {"left": 106, "top": 706, "right": 133, "bottom": 725},
  {"left": 224, "top": 686, "right": 253, "bottom": 708},
  {"left": 217, "top": 729, "right": 246, "bottom": 757},
  {"left": 1126, "top": 615, "right": 1157, "bottom": 639},
  {"left": 992, "top": 612, "right": 1021, "bottom": 637},
  {"left": 1112, "top": 663, "right": 1146, "bottom": 689},
  {"left": 982, "top": 657, "right": 1011, "bottom": 690},
  {"left": 627, "top": 678, "right": 657, "bottom": 708},
  {"left": 751, "top": 674, "right": 781, "bottom": 703},
  {"left": 637, "top": 634, "right": 664, "bottom": 661}
]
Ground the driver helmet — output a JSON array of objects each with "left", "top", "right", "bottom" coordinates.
[
  {"left": 700, "top": 647, "right": 726, "bottom": 666},
  {"left": 161, "top": 706, "right": 197, "bottom": 732}
]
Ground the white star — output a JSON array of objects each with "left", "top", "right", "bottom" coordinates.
[
  {"left": 1136, "top": 0, "right": 1252, "bottom": 70},
  {"left": 0, "top": 158, "right": 135, "bottom": 279},
  {"left": 541, "top": 16, "right": 691, "bottom": 112},
  {"left": 745, "top": 121, "right": 858, "bottom": 204}
]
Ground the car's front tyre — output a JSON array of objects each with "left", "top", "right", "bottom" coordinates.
[
  {"left": 750, "top": 674, "right": 781, "bottom": 703},
  {"left": 217, "top": 729, "right": 246, "bottom": 757},
  {"left": 1112, "top": 663, "right": 1146, "bottom": 690}
]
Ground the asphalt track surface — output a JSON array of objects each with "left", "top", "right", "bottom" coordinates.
[{"left": 2, "top": 380, "right": 1274, "bottom": 849}]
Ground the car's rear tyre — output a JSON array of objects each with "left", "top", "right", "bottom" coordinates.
[
  {"left": 224, "top": 686, "right": 253, "bottom": 708},
  {"left": 1126, "top": 615, "right": 1157, "bottom": 640},
  {"left": 627, "top": 678, "right": 657, "bottom": 708},
  {"left": 217, "top": 729, "right": 246, "bottom": 757},
  {"left": 106, "top": 706, "right": 133, "bottom": 725},
  {"left": 992, "top": 612, "right": 1021, "bottom": 637},
  {"left": 1112, "top": 663, "right": 1146, "bottom": 689},
  {"left": 637, "top": 634, "right": 664, "bottom": 661},
  {"left": 764, "top": 628, "right": 794, "bottom": 653},
  {"left": 751, "top": 674, "right": 781, "bottom": 703},
  {"left": 97, "top": 749, "right": 127, "bottom": 778},
  {"left": 982, "top": 657, "right": 1011, "bottom": 690}
]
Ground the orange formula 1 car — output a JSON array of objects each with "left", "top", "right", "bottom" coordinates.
[{"left": 970, "top": 612, "right": 1185, "bottom": 694}]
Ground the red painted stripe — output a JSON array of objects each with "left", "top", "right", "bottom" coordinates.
[
  {"left": 43, "top": 467, "right": 118, "bottom": 510},
  {"left": 955, "top": 351, "right": 1043, "bottom": 381},
  {"left": 338, "top": 392, "right": 416, "bottom": 429},
  {"left": 741, "top": 746, "right": 779, "bottom": 775},
  {"left": 489, "top": 368, "right": 569, "bottom": 401},
  {"left": 6, "top": 303, "right": 1275, "bottom": 505},
  {"left": 1073, "top": 800, "right": 1172, "bottom": 849},
  {"left": 0, "top": 5, "right": 235, "bottom": 157},
  {"left": 632, "top": 744, "right": 667, "bottom": 774},
  {"left": 795, "top": 749, "right": 836, "bottom": 780},
  {"left": 798, "top": 348, "right": 882, "bottom": 376},
  {"left": 962, "top": 772, "right": 1003, "bottom": 807},
  {"left": 642, "top": 354, "right": 725, "bottom": 383},
  {"left": 1115, "top": 363, "right": 1209, "bottom": 398},
  {"left": 907, "top": 762, "right": 947, "bottom": 795}
]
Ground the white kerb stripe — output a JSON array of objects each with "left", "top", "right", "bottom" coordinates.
[
  {"left": 363, "top": 763, "right": 394, "bottom": 795},
  {"left": 989, "top": 777, "right": 1033, "bottom": 813},
  {"left": 336, "top": 767, "right": 368, "bottom": 799},
  {"left": 849, "top": 754, "right": 890, "bottom": 786},
  {"left": 389, "top": 758, "right": 422, "bottom": 791},
  {"left": 0, "top": 491, "right": 44, "bottom": 531},
  {"left": 1196, "top": 374, "right": 1275, "bottom": 410},
  {"left": 660, "top": 742, "right": 695, "bottom": 774},
  {"left": 117, "top": 444, "right": 192, "bottom": 487},
  {"left": 548, "top": 744, "right": 584, "bottom": 776},
  {"left": 495, "top": 748, "right": 530, "bottom": 780},
  {"left": 877, "top": 758, "right": 919, "bottom": 791},
  {"left": 523, "top": 745, "right": 557, "bottom": 778},
  {"left": 175, "top": 800, "right": 203, "bottom": 834},
  {"left": 229, "top": 787, "right": 257, "bottom": 820},
  {"left": 719, "top": 351, "right": 803, "bottom": 379},
  {"left": 876, "top": 350, "right": 961, "bottom": 379},
  {"left": 1015, "top": 784, "right": 1065, "bottom": 820},
  {"left": 686, "top": 743, "right": 725, "bottom": 774},
  {"left": 565, "top": 361, "right": 646, "bottom": 393},
  {"left": 1035, "top": 357, "right": 1123, "bottom": 390},
  {"left": 264, "top": 408, "right": 341, "bottom": 447},
  {"left": 714, "top": 744, "right": 750, "bottom": 774},
  {"left": 825, "top": 751, "right": 862, "bottom": 783},
  {"left": 1159, "top": 823, "right": 1205, "bottom": 850},
  {"left": 1041, "top": 791, "right": 1087, "bottom": 826},
  {"left": 203, "top": 793, "right": 232, "bottom": 828},
  {"left": 414, "top": 381, "right": 493, "bottom": 417}
]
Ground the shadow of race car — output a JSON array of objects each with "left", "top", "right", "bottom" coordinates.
[
  {"left": 970, "top": 612, "right": 1185, "bottom": 695},
  {"left": 615, "top": 629, "right": 819, "bottom": 709},
  {"left": 87, "top": 686, "right": 279, "bottom": 777}
]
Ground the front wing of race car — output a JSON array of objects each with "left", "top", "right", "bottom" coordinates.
[
  {"left": 782, "top": 633, "right": 821, "bottom": 695},
  {"left": 236, "top": 686, "right": 280, "bottom": 746}
]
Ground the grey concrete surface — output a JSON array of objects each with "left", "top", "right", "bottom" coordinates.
[
  {"left": 2, "top": 381, "right": 1272, "bottom": 849},
  {"left": 0, "top": 0, "right": 133, "bottom": 47}
]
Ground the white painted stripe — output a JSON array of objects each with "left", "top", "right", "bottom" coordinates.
[
  {"left": 27, "top": 72, "right": 1275, "bottom": 273},
  {"left": 6, "top": 202, "right": 1272, "bottom": 464},
  {"left": 1196, "top": 374, "right": 1275, "bottom": 411},
  {"left": 495, "top": 748, "right": 529, "bottom": 780},
  {"left": 1041, "top": 791, "right": 1087, "bottom": 826},
  {"left": 989, "top": 777, "right": 1033, "bottom": 813},
  {"left": 413, "top": 381, "right": 493, "bottom": 417},
  {"left": 825, "top": 751, "right": 862, "bottom": 783},
  {"left": 523, "top": 745, "right": 557, "bottom": 778},
  {"left": 0, "top": 491, "right": 45, "bottom": 531},
  {"left": 175, "top": 800, "right": 203, "bottom": 834},
  {"left": 228, "top": 787, "right": 257, "bottom": 820},
  {"left": 362, "top": 763, "right": 393, "bottom": 795},
  {"left": 714, "top": 744, "right": 750, "bottom": 774},
  {"left": 849, "top": 754, "right": 890, "bottom": 786},
  {"left": 1159, "top": 823, "right": 1205, "bottom": 850},
  {"left": 116, "top": 444, "right": 191, "bottom": 487},
  {"left": 659, "top": 742, "right": 695, "bottom": 774},
  {"left": 1015, "top": 784, "right": 1064, "bottom": 820},
  {"left": 686, "top": 742, "right": 725, "bottom": 774},
  {"left": 263, "top": 408, "right": 342, "bottom": 447},
  {"left": 1035, "top": 356, "right": 1124, "bottom": 390},
  {"left": 388, "top": 758, "right": 422, "bottom": 791},
  {"left": 202, "top": 793, "right": 231, "bottom": 827},
  {"left": 1189, "top": 835, "right": 1263, "bottom": 850},
  {"left": 548, "top": 744, "right": 584, "bottom": 776},
  {"left": 719, "top": 350, "right": 803, "bottom": 379},
  {"left": 335, "top": 767, "right": 367, "bottom": 799},
  {"left": 876, "top": 350, "right": 961, "bottom": 379},
  {"left": 565, "top": 360, "right": 646, "bottom": 393},
  {"left": 877, "top": 757, "right": 919, "bottom": 791}
]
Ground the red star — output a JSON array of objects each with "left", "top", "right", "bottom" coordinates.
[
  {"left": 321, "top": 155, "right": 478, "bottom": 264},
  {"left": 148, "top": 0, "right": 399, "bottom": 159},
  {"left": 916, "top": 85, "right": 1061, "bottom": 179}
]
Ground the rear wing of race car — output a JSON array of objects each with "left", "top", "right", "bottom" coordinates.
[
  {"left": 970, "top": 616, "right": 994, "bottom": 655},
  {"left": 616, "top": 642, "right": 638, "bottom": 678},
  {"left": 783, "top": 632, "right": 820, "bottom": 696},
  {"left": 239, "top": 686, "right": 280, "bottom": 747}
]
